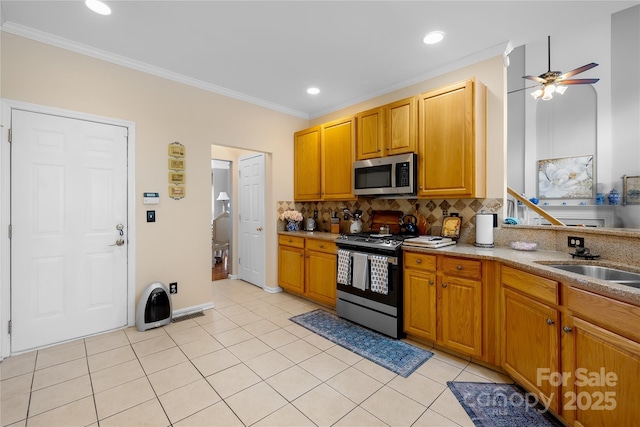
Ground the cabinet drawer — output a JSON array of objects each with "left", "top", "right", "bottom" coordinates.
[
  {"left": 441, "top": 257, "right": 482, "bottom": 280},
  {"left": 404, "top": 252, "right": 436, "bottom": 271},
  {"left": 306, "top": 238, "right": 337, "bottom": 254},
  {"left": 566, "top": 286, "right": 640, "bottom": 342},
  {"left": 502, "top": 266, "right": 558, "bottom": 305},
  {"left": 278, "top": 235, "right": 305, "bottom": 248}
]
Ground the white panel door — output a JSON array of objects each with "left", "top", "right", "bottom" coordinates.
[
  {"left": 238, "top": 153, "right": 265, "bottom": 288},
  {"left": 11, "top": 110, "right": 128, "bottom": 352}
]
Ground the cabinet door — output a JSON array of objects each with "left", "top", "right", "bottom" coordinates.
[
  {"left": 356, "top": 107, "right": 385, "bottom": 160},
  {"left": 387, "top": 97, "right": 416, "bottom": 156},
  {"left": 294, "top": 127, "right": 322, "bottom": 200},
  {"left": 418, "top": 79, "right": 485, "bottom": 198},
  {"left": 440, "top": 275, "right": 482, "bottom": 357},
  {"left": 562, "top": 317, "right": 640, "bottom": 427},
  {"left": 305, "top": 250, "right": 337, "bottom": 307},
  {"left": 403, "top": 269, "right": 436, "bottom": 340},
  {"left": 502, "top": 288, "right": 560, "bottom": 413},
  {"left": 321, "top": 117, "right": 355, "bottom": 200},
  {"left": 278, "top": 245, "right": 305, "bottom": 294}
]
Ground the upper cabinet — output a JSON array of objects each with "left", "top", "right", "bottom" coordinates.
[
  {"left": 417, "top": 79, "right": 486, "bottom": 198},
  {"left": 294, "top": 117, "right": 356, "bottom": 201},
  {"left": 293, "top": 126, "right": 322, "bottom": 200},
  {"left": 355, "top": 97, "right": 417, "bottom": 160}
]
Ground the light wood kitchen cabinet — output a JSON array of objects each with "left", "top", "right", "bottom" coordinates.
[
  {"left": 561, "top": 286, "right": 640, "bottom": 426},
  {"left": 305, "top": 239, "right": 337, "bottom": 306},
  {"left": 355, "top": 97, "right": 417, "bottom": 160},
  {"left": 356, "top": 107, "right": 385, "bottom": 160},
  {"left": 403, "top": 252, "right": 484, "bottom": 358},
  {"left": 293, "top": 117, "right": 355, "bottom": 201},
  {"left": 403, "top": 252, "right": 437, "bottom": 340},
  {"left": 321, "top": 117, "right": 356, "bottom": 200},
  {"left": 417, "top": 78, "right": 486, "bottom": 198},
  {"left": 501, "top": 266, "right": 561, "bottom": 414},
  {"left": 440, "top": 257, "right": 483, "bottom": 357},
  {"left": 278, "top": 235, "right": 337, "bottom": 307},
  {"left": 277, "top": 235, "right": 305, "bottom": 294},
  {"left": 293, "top": 126, "right": 322, "bottom": 200}
]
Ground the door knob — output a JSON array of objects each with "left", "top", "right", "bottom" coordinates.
[
  {"left": 256, "top": 227, "right": 263, "bottom": 231},
  {"left": 110, "top": 238, "right": 125, "bottom": 247}
]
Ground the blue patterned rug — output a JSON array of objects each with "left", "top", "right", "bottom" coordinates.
[
  {"left": 290, "top": 309, "right": 433, "bottom": 377},
  {"left": 448, "top": 382, "right": 564, "bottom": 427}
]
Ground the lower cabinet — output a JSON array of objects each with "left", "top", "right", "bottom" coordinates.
[
  {"left": 305, "top": 239, "right": 337, "bottom": 306},
  {"left": 561, "top": 286, "right": 640, "bottom": 426},
  {"left": 501, "top": 266, "right": 561, "bottom": 414},
  {"left": 404, "top": 252, "right": 484, "bottom": 358},
  {"left": 277, "top": 235, "right": 305, "bottom": 294},
  {"left": 278, "top": 235, "right": 337, "bottom": 307}
]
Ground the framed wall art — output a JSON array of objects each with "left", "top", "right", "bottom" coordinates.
[
  {"left": 168, "top": 172, "right": 185, "bottom": 184},
  {"left": 168, "top": 142, "right": 185, "bottom": 158},
  {"left": 623, "top": 175, "right": 640, "bottom": 205},
  {"left": 169, "top": 185, "right": 185, "bottom": 199},
  {"left": 168, "top": 158, "right": 185, "bottom": 171},
  {"left": 537, "top": 155, "right": 594, "bottom": 199}
]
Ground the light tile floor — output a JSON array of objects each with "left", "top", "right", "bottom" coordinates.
[{"left": 1, "top": 279, "right": 513, "bottom": 427}]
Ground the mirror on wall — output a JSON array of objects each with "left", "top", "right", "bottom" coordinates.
[{"left": 507, "top": 4, "right": 640, "bottom": 229}]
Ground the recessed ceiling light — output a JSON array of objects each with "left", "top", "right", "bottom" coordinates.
[
  {"left": 85, "top": 0, "right": 111, "bottom": 16},
  {"left": 307, "top": 87, "right": 320, "bottom": 95},
  {"left": 423, "top": 31, "right": 445, "bottom": 45}
]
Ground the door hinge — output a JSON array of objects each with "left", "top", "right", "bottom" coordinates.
[
  {"left": 8, "top": 320, "right": 11, "bottom": 335},
  {"left": 8, "top": 128, "right": 12, "bottom": 143},
  {"left": 8, "top": 224, "right": 11, "bottom": 239},
  {"left": 239, "top": 257, "right": 241, "bottom": 265}
]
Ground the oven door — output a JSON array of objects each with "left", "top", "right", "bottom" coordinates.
[{"left": 336, "top": 254, "right": 400, "bottom": 306}]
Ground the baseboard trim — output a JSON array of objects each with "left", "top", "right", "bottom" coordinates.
[
  {"left": 173, "top": 302, "right": 215, "bottom": 317},
  {"left": 263, "top": 285, "right": 283, "bottom": 294}
]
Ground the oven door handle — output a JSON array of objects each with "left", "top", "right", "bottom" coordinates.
[{"left": 346, "top": 252, "right": 398, "bottom": 265}]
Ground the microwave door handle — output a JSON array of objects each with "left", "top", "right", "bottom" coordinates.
[{"left": 390, "top": 162, "right": 396, "bottom": 188}]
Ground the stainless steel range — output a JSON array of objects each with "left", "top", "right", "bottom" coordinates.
[{"left": 334, "top": 233, "right": 407, "bottom": 338}]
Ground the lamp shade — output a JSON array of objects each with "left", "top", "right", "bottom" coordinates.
[{"left": 216, "top": 191, "right": 230, "bottom": 201}]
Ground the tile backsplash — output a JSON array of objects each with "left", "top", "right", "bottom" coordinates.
[{"left": 277, "top": 197, "right": 503, "bottom": 243}]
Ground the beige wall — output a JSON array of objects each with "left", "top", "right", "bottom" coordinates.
[
  {"left": 1, "top": 33, "right": 308, "bottom": 311},
  {"left": 1, "top": 33, "right": 507, "bottom": 315},
  {"left": 310, "top": 56, "right": 507, "bottom": 199}
]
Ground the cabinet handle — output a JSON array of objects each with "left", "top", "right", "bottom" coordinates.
[
  {"left": 288, "top": 239, "right": 292, "bottom": 243},
  {"left": 386, "top": 147, "right": 390, "bottom": 150},
  {"left": 319, "top": 244, "right": 324, "bottom": 248},
  {"left": 416, "top": 259, "right": 422, "bottom": 264},
  {"left": 442, "top": 283, "right": 447, "bottom": 288},
  {"left": 456, "top": 265, "right": 463, "bottom": 271},
  {"left": 563, "top": 326, "right": 573, "bottom": 333},
  {"left": 429, "top": 280, "right": 434, "bottom": 285},
  {"left": 546, "top": 318, "right": 555, "bottom": 326}
]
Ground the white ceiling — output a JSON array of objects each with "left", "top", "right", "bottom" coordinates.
[{"left": 1, "top": 1, "right": 637, "bottom": 119}]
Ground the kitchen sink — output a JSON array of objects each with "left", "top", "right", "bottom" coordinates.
[{"left": 547, "top": 264, "right": 640, "bottom": 289}]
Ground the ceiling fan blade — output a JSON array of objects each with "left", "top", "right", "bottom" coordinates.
[
  {"left": 508, "top": 85, "right": 540, "bottom": 94},
  {"left": 557, "top": 78, "right": 600, "bottom": 85},
  {"left": 559, "top": 62, "right": 598, "bottom": 79},
  {"left": 523, "top": 75, "right": 546, "bottom": 83}
]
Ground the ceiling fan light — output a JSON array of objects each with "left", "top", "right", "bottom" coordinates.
[
  {"left": 531, "top": 89, "right": 544, "bottom": 99},
  {"left": 544, "top": 84, "right": 556, "bottom": 95},
  {"left": 542, "top": 92, "right": 554, "bottom": 101},
  {"left": 556, "top": 85, "right": 568, "bottom": 95}
]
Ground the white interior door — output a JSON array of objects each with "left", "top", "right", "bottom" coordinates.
[
  {"left": 11, "top": 110, "right": 128, "bottom": 352},
  {"left": 238, "top": 153, "right": 265, "bottom": 288}
]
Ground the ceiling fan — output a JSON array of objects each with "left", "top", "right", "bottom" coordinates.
[{"left": 513, "top": 36, "right": 599, "bottom": 100}]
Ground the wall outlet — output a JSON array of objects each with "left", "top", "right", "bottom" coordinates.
[
  {"left": 169, "top": 282, "right": 178, "bottom": 294},
  {"left": 567, "top": 236, "right": 585, "bottom": 248}
]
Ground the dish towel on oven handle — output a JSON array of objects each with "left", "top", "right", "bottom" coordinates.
[
  {"left": 337, "top": 249, "right": 352, "bottom": 286},
  {"left": 370, "top": 255, "right": 389, "bottom": 295},
  {"left": 352, "top": 252, "right": 369, "bottom": 291}
]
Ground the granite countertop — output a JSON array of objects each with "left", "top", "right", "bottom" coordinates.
[
  {"left": 402, "top": 243, "right": 640, "bottom": 305},
  {"left": 277, "top": 230, "right": 640, "bottom": 305},
  {"left": 278, "top": 230, "right": 341, "bottom": 241}
]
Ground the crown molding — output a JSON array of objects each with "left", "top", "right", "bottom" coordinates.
[{"left": 1, "top": 22, "right": 310, "bottom": 120}]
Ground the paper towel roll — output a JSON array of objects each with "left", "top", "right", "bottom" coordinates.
[{"left": 475, "top": 213, "right": 494, "bottom": 245}]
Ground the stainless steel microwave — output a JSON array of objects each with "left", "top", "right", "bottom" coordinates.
[{"left": 353, "top": 153, "right": 417, "bottom": 196}]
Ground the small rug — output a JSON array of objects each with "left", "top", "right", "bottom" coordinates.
[
  {"left": 290, "top": 309, "right": 432, "bottom": 377},
  {"left": 447, "top": 382, "right": 564, "bottom": 427}
]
